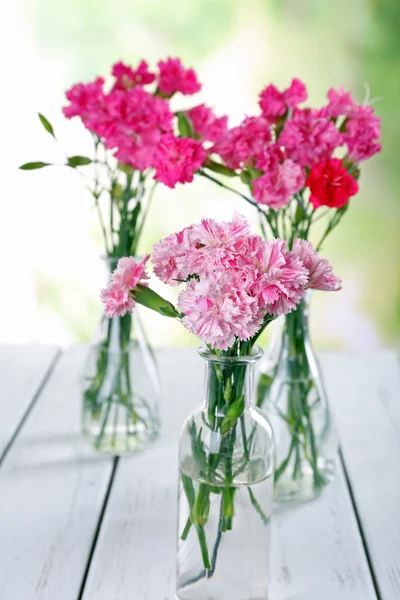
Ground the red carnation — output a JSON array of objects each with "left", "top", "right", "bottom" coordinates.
[{"left": 307, "top": 158, "right": 359, "bottom": 209}]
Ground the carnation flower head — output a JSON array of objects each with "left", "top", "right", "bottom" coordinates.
[
  {"left": 212, "top": 116, "right": 271, "bottom": 170},
  {"left": 157, "top": 57, "right": 201, "bottom": 97},
  {"left": 186, "top": 104, "right": 228, "bottom": 143},
  {"left": 252, "top": 147, "right": 305, "bottom": 209},
  {"left": 178, "top": 272, "right": 263, "bottom": 351},
  {"left": 103, "top": 86, "right": 173, "bottom": 170},
  {"left": 279, "top": 108, "right": 343, "bottom": 167},
  {"left": 111, "top": 255, "right": 150, "bottom": 290},
  {"left": 153, "top": 134, "right": 206, "bottom": 188},
  {"left": 323, "top": 87, "right": 356, "bottom": 119},
  {"left": 343, "top": 104, "right": 381, "bottom": 163},
  {"left": 100, "top": 256, "right": 149, "bottom": 318},
  {"left": 182, "top": 212, "right": 251, "bottom": 275},
  {"left": 100, "top": 284, "right": 135, "bottom": 318},
  {"left": 63, "top": 77, "right": 108, "bottom": 135},
  {"left": 291, "top": 239, "right": 342, "bottom": 291},
  {"left": 112, "top": 60, "right": 155, "bottom": 90},
  {"left": 244, "top": 236, "right": 308, "bottom": 316},
  {"left": 259, "top": 78, "right": 307, "bottom": 122},
  {"left": 152, "top": 227, "right": 193, "bottom": 285},
  {"left": 284, "top": 78, "right": 308, "bottom": 109},
  {"left": 306, "top": 158, "right": 359, "bottom": 209}
]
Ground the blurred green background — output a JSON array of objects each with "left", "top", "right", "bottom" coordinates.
[{"left": 2, "top": 0, "right": 399, "bottom": 349}]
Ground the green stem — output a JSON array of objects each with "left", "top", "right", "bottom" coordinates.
[{"left": 199, "top": 170, "right": 264, "bottom": 213}]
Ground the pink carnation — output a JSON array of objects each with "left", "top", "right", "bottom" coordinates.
[
  {"left": 104, "top": 87, "right": 173, "bottom": 170},
  {"left": 63, "top": 77, "right": 108, "bottom": 135},
  {"left": 112, "top": 60, "right": 155, "bottom": 90},
  {"left": 182, "top": 212, "right": 251, "bottom": 275},
  {"left": 213, "top": 116, "right": 271, "bottom": 170},
  {"left": 259, "top": 84, "right": 287, "bottom": 120},
  {"left": 284, "top": 78, "right": 308, "bottom": 108},
  {"left": 279, "top": 108, "right": 343, "bottom": 167},
  {"left": 323, "top": 87, "right": 356, "bottom": 119},
  {"left": 259, "top": 78, "right": 307, "bottom": 122},
  {"left": 245, "top": 236, "right": 308, "bottom": 315},
  {"left": 344, "top": 104, "right": 381, "bottom": 163},
  {"left": 152, "top": 227, "right": 193, "bottom": 285},
  {"left": 186, "top": 104, "right": 228, "bottom": 143},
  {"left": 100, "top": 285, "right": 135, "bottom": 318},
  {"left": 252, "top": 148, "right": 305, "bottom": 209},
  {"left": 178, "top": 272, "right": 263, "bottom": 351},
  {"left": 153, "top": 134, "right": 206, "bottom": 188},
  {"left": 111, "top": 255, "right": 150, "bottom": 290},
  {"left": 101, "top": 255, "right": 150, "bottom": 317},
  {"left": 291, "top": 239, "right": 342, "bottom": 291},
  {"left": 157, "top": 57, "right": 201, "bottom": 97}
]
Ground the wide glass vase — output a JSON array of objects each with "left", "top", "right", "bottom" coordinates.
[
  {"left": 176, "top": 346, "right": 274, "bottom": 600},
  {"left": 82, "top": 259, "right": 160, "bottom": 455},
  {"left": 258, "top": 293, "right": 337, "bottom": 503}
]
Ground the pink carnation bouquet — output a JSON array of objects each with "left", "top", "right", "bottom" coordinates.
[
  {"left": 197, "top": 80, "right": 381, "bottom": 250},
  {"left": 101, "top": 213, "right": 341, "bottom": 565},
  {"left": 184, "top": 80, "right": 381, "bottom": 499},
  {"left": 20, "top": 57, "right": 228, "bottom": 259},
  {"left": 20, "top": 58, "right": 229, "bottom": 452}
]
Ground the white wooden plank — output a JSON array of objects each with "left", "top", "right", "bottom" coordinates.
[
  {"left": 0, "top": 346, "right": 114, "bottom": 600},
  {"left": 322, "top": 350, "right": 400, "bottom": 600},
  {"left": 0, "top": 345, "right": 58, "bottom": 460},
  {"left": 82, "top": 348, "right": 377, "bottom": 600}
]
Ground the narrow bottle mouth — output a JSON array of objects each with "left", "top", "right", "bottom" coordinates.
[{"left": 198, "top": 345, "right": 263, "bottom": 363}]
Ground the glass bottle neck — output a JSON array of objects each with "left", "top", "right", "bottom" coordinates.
[{"left": 202, "top": 355, "right": 258, "bottom": 423}]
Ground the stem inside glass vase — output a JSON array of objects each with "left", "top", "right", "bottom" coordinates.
[
  {"left": 262, "top": 293, "right": 336, "bottom": 503},
  {"left": 82, "top": 263, "right": 160, "bottom": 455},
  {"left": 176, "top": 347, "right": 274, "bottom": 599}
]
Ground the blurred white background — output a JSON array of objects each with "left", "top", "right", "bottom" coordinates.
[{"left": 1, "top": 0, "right": 398, "bottom": 350}]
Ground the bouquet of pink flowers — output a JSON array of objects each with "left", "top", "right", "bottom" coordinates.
[
  {"left": 101, "top": 213, "right": 341, "bottom": 588},
  {"left": 20, "top": 57, "right": 229, "bottom": 453},
  {"left": 176, "top": 79, "right": 380, "bottom": 500},
  {"left": 196, "top": 80, "right": 381, "bottom": 249},
  {"left": 20, "top": 57, "right": 228, "bottom": 257}
]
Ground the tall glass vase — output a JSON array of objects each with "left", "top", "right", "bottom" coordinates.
[
  {"left": 258, "top": 293, "right": 337, "bottom": 503},
  {"left": 176, "top": 346, "right": 274, "bottom": 600},
  {"left": 82, "top": 259, "right": 160, "bottom": 455}
]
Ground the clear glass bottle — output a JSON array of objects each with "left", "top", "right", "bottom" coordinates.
[
  {"left": 82, "top": 258, "right": 160, "bottom": 454},
  {"left": 176, "top": 346, "right": 274, "bottom": 600},
  {"left": 258, "top": 292, "right": 337, "bottom": 503}
]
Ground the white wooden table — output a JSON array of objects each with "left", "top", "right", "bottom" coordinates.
[{"left": 0, "top": 345, "right": 399, "bottom": 600}]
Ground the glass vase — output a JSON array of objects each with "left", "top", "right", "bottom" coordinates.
[
  {"left": 176, "top": 346, "right": 274, "bottom": 600},
  {"left": 82, "top": 259, "right": 160, "bottom": 455},
  {"left": 258, "top": 292, "right": 337, "bottom": 503}
]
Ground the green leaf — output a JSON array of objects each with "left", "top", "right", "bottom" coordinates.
[
  {"left": 133, "top": 284, "right": 181, "bottom": 318},
  {"left": 177, "top": 112, "right": 194, "bottom": 138},
  {"left": 247, "top": 166, "right": 263, "bottom": 179},
  {"left": 129, "top": 201, "right": 142, "bottom": 233},
  {"left": 117, "top": 162, "right": 134, "bottom": 176},
  {"left": 240, "top": 170, "right": 252, "bottom": 185},
  {"left": 67, "top": 155, "right": 92, "bottom": 168},
  {"left": 19, "top": 161, "right": 50, "bottom": 170},
  {"left": 294, "top": 202, "right": 306, "bottom": 226},
  {"left": 247, "top": 487, "right": 270, "bottom": 525},
  {"left": 38, "top": 113, "right": 55, "bottom": 138},
  {"left": 221, "top": 394, "right": 245, "bottom": 434},
  {"left": 223, "top": 378, "right": 232, "bottom": 402},
  {"left": 225, "top": 394, "right": 244, "bottom": 420},
  {"left": 205, "top": 160, "right": 237, "bottom": 177}
]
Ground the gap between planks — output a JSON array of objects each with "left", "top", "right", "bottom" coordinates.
[
  {"left": 77, "top": 457, "right": 120, "bottom": 600},
  {"left": 339, "top": 445, "right": 383, "bottom": 600},
  {"left": 0, "top": 348, "right": 62, "bottom": 468}
]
